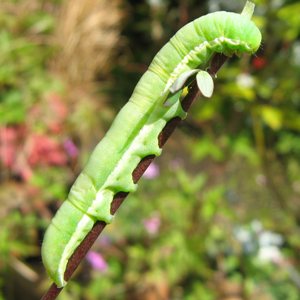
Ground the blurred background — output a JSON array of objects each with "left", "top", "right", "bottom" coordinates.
[{"left": 0, "top": 0, "right": 300, "bottom": 299}]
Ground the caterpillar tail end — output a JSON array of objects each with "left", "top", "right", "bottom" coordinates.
[
  {"left": 41, "top": 223, "right": 68, "bottom": 288},
  {"left": 42, "top": 201, "right": 95, "bottom": 288}
]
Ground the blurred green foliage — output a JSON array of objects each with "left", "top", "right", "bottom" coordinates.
[{"left": 0, "top": 0, "right": 300, "bottom": 299}]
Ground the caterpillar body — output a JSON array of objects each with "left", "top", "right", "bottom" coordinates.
[{"left": 42, "top": 10, "right": 261, "bottom": 287}]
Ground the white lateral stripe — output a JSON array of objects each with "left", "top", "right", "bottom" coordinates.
[
  {"left": 164, "top": 36, "right": 250, "bottom": 93},
  {"left": 57, "top": 214, "right": 93, "bottom": 287}
]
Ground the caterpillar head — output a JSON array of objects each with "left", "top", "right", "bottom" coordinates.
[{"left": 221, "top": 12, "right": 262, "bottom": 56}]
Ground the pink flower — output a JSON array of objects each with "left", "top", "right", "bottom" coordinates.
[
  {"left": 86, "top": 251, "right": 108, "bottom": 272},
  {"left": 0, "top": 126, "right": 34, "bottom": 180},
  {"left": 0, "top": 143, "right": 15, "bottom": 167},
  {"left": 27, "top": 134, "right": 67, "bottom": 166},
  {"left": 143, "top": 162, "right": 159, "bottom": 179},
  {"left": 143, "top": 214, "right": 161, "bottom": 235},
  {"left": 96, "top": 235, "right": 111, "bottom": 247},
  {"left": 0, "top": 127, "right": 19, "bottom": 167}
]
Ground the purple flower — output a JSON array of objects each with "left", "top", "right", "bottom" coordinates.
[
  {"left": 96, "top": 235, "right": 111, "bottom": 247},
  {"left": 143, "top": 162, "right": 159, "bottom": 179},
  {"left": 170, "top": 158, "right": 183, "bottom": 170},
  {"left": 143, "top": 214, "right": 161, "bottom": 235},
  {"left": 86, "top": 251, "right": 108, "bottom": 272},
  {"left": 64, "top": 138, "right": 78, "bottom": 158}
]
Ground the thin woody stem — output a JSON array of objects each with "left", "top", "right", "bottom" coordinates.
[{"left": 41, "top": 53, "right": 228, "bottom": 300}]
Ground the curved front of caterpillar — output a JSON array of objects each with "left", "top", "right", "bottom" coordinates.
[{"left": 42, "top": 11, "right": 261, "bottom": 287}]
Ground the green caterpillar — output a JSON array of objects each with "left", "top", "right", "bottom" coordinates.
[{"left": 42, "top": 4, "right": 261, "bottom": 288}]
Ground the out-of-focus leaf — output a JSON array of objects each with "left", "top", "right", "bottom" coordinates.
[
  {"left": 259, "top": 105, "right": 283, "bottom": 130},
  {"left": 277, "top": 3, "right": 300, "bottom": 41},
  {"left": 176, "top": 169, "right": 207, "bottom": 194},
  {"left": 201, "top": 186, "right": 225, "bottom": 221},
  {"left": 0, "top": 91, "right": 25, "bottom": 124},
  {"left": 191, "top": 137, "right": 224, "bottom": 162},
  {"left": 282, "top": 111, "right": 300, "bottom": 131},
  {"left": 232, "top": 136, "right": 259, "bottom": 164},
  {"left": 276, "top": 133, "right": 300, "bottom": 156},
  {"left": 26, "top": 13, "right": 55, "bottom": 34},
  {"left": 221, "top": 83, "right": 256, "bottom": 101}
]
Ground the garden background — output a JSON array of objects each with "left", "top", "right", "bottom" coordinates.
[{"left": 1, "top": 0, "right": 300, "bottom": 299}]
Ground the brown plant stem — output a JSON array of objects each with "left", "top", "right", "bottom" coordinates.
[{"left": 41, "top": 53, "right": 228, "bottom": 300}]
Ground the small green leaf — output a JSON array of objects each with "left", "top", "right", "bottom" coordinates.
[
  {"left": 260, "top": 105, "right": 283, "bottom": 130},
  {"left": 196, "top": 70, "right": 214, "bottom": 98},
  {"left": 169, "top": 69, "right": 199, "bottom": 93}
]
